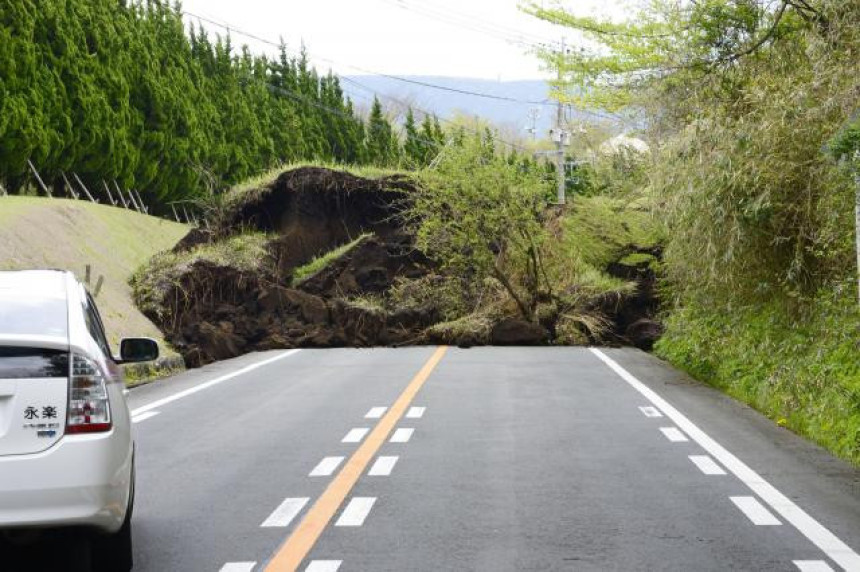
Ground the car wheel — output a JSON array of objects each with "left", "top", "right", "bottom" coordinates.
[
  {"left": 92, "top": 461, "right": 135, "bottom": 572},
  {"left": 91, "top": 501, "right": 133, "bottom": 572}
]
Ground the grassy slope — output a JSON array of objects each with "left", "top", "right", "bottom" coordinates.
[
  {"left": 0, "top": 196, "right": 188, "bottom": 353},
  {"left": 655, "top": 288, "right": 860, "bottom": 466}
]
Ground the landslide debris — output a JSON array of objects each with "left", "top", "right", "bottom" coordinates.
[
  {"left": 132, "top": 167, "right": 438, "bottom": 366},
  {"left": 132, "top": 167, "right": 663, "bottom": 367}
]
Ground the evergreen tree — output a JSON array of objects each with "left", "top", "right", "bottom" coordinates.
[
  {"left": 366, "top": 97, "right": 399, "bottom": 167},
  {"left": 403, "top": 108, "right": 425, "bottom": 168},
  {"left": 0, "top": 0, "right": 381, "bottom": 207}
]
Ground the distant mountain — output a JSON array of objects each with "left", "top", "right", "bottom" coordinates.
[{"left": 343, "top": 76, "right": 556, "bottom": 136}]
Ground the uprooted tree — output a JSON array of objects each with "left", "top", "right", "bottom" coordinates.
[{"left": 409, "top": 136, "right": 552, "bottom": 322}]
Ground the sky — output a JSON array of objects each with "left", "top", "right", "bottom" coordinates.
[{"left": 180, "top": 0, "right": 626, "bottom": 81}]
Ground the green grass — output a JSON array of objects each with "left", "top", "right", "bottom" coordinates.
[
  {"left": 655, "top": 283, "right": 860, "bottom": 466},
  {"left": 131, "top": 232, "right": 274, "bottom": 319},
  {"left": 0, "top": 196, "right": 189, "bottom": 378},
  {"left": 547, "top": 196, "right": 661, "bottom": 301},
  {"left": 561, "top": 196, "right": 662, "bottom": 268},
  {"left": 292, "top": 234, "right": 372, "bottom": 285},
  {"left": 228, "top": 161, "right": 409, "bottom": 203}
]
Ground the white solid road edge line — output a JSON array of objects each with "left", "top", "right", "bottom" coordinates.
[
  {"left": 219, "top": 563, "right": 257, "bottom": 572},
  {"left": 590, "top": 348, "right": 860, "bottom": 571},
  {"left": 794, "top": 560, "right": 836, "bottom": 572},
  {"left": 305, "top": 561, "right": 343, "bottom": 572},
  {"left": 731, "top": 496, "right": 782, "bottom": 526},
  {"left": 131, "top": 411, "right": 159, "bottom": 424},
  {"left": 130, "top": 349, "right": 301, "bottom": 417}
]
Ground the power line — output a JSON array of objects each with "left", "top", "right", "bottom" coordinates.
[
  {"left": 182, "top": 10, "right": 532, "bottom": 151},
  {"left": 182, "top": 10, "right": 556, "bottom": 108},
  {"left": 378, "top": 0, "right": 552, "bottom": 49}
]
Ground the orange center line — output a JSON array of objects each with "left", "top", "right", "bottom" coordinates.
[{"left": 264, "top": 346, "right": 449, "bottom": 572}]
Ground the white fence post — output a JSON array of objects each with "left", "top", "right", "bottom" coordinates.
[
  {"left": 27, "top": 160, "right": 51, "bottom": 197},
  {"left": 72, "top": 173, "right": 98, "bottom": 204}
]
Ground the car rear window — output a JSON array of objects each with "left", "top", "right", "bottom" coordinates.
[
  {"left": 0, "top": 347, "right": 69, "bottom": 379},
  {"left": 0, "top": 293, "right": 68, "bottom": 338}
]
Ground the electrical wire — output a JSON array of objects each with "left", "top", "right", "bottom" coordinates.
[{"left": 377, "top": 0, "right": 553, "bottom": 49}]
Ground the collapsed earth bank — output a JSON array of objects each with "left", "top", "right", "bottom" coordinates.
[{"left": 132, "top": 167, "right": 662, "bottom": 367}]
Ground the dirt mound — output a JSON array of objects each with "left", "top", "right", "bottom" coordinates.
[
  {"left": 134, "top": 168, "right": 439, "bottom": 366},
  {"left": 297, "top": 234, "right": 430, "bottom": 297},
  {"left": 135, "top": 167, "right": 664, "bottom": 366},
  {"left": 221, "top": 167, "right": 414, "bottom": 271},
  {"left": 598, "top": 246, "right": 663, "bottom": 350}
]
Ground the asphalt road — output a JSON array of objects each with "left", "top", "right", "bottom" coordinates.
[{"left": 11, "top": 346, "right": 860, "bottom": 571}]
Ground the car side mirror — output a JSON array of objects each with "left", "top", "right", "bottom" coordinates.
[{"left": 119, "top": 338, "right": 159, "bottom": 363}]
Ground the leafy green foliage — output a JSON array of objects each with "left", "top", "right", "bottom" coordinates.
[
  {"left": 412, "top": 135, "right": 552, "bottom": 320},
  {"left": 656, "top": 283, "right": 860, "bottom": 464}
]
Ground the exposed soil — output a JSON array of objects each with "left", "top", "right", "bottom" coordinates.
[
  {"left": 599, "top": 245, "right": 663, "bottom": 350},
  {"left": 220, "top": 167, "right": 413, "bottom": 272},
  {"left": 138, "top": 167, "right": 663, "bottom": 367}
]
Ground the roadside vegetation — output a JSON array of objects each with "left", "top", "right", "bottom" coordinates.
[{"left": 525, "top": 0, "right": 860, "bottom": 464}]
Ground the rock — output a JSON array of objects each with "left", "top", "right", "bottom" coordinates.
[
  {"left": 279, "top": 288, "right": 330, "bottom": 324},
  {"left": 196, "top": 321, "right": 247, "bottom": 362},
  {"left": 490, "top": 318, "right": 548, "bottom": 346},
  {"left": 625, "top": 319, "right": 663, "bottom": 351},
  {"left": 354, "top": 266, "right": 391, "bottom": 292}
]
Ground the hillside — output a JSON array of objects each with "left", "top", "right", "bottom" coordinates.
[
  {"left": 0, "top": 196, "right": 188, "bottom": 356},
  {"left": 344, "top": 76, "right": 592, "bottom": 134}
]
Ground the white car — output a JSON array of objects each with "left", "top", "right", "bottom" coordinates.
[{"left": 0, "top": 270, "right": 158, "bottom": 571}]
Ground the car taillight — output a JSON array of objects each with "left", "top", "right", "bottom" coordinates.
[{"left": 67, "top": 354, "right": 112, "bottom": 434}]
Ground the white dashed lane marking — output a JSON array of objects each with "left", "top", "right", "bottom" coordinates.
[
  {"left": 305, "top": 561, "right": 342, "bottom": 572},
  {"left": 406, "top": 406, "right": 425, "bottom": 418},
  {"left": 335, "top": 497, "right": 376, "bottom": 527},
  {"left": 219, "top": 562, "right": 256, "bottom": 572},
  {"left": 368, "top": 456, "right": 399, "bottom": 476},
  {"left": 639, "top": 405, "right": 662, "bottom": 418},
  {"left": 389, "top": 428, "right": 414, "bottom": 443},
  {"left": 591, "top": 348, "right": 860, "bottom": 570},
  {"left": 730, "top": 496, "right": 782, "bottom": 526},
  {"left": 261, "top": 497, "right": 310, "bottom": 528},
  {"left": 309, "top": 457, "right": 345, "bottom": 477},
  {"left": 131, "top": 411, "right": 159, "bottom": 424},
  {"left": 689, "top": 455, "right": 726, "bottom": 476},
  {"left": 660, "top": 427, "right": 689, "bottom": 443},
  {"left": 342, "top": 428, "right": 370, "bottom": 443},
  {"left": 365, "top": 406, "right": 387, "bottom": 419},
  {"left": 793, "top": 561, "right": 835, "bottom": 572}
]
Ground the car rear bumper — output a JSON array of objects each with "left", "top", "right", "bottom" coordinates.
[{"left": 0, "top": 430, "right": 132, "bottom": 533}]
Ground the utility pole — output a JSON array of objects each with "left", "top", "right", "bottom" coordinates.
[
  {"left": 854, "top": 151, "right": 860, "bottom": 304},
  {"left": 555, "top": 38, "right": 566, "bottom": 205},
  {"left": 526, "top": 108, "right": 540, "bottom": 140}
]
